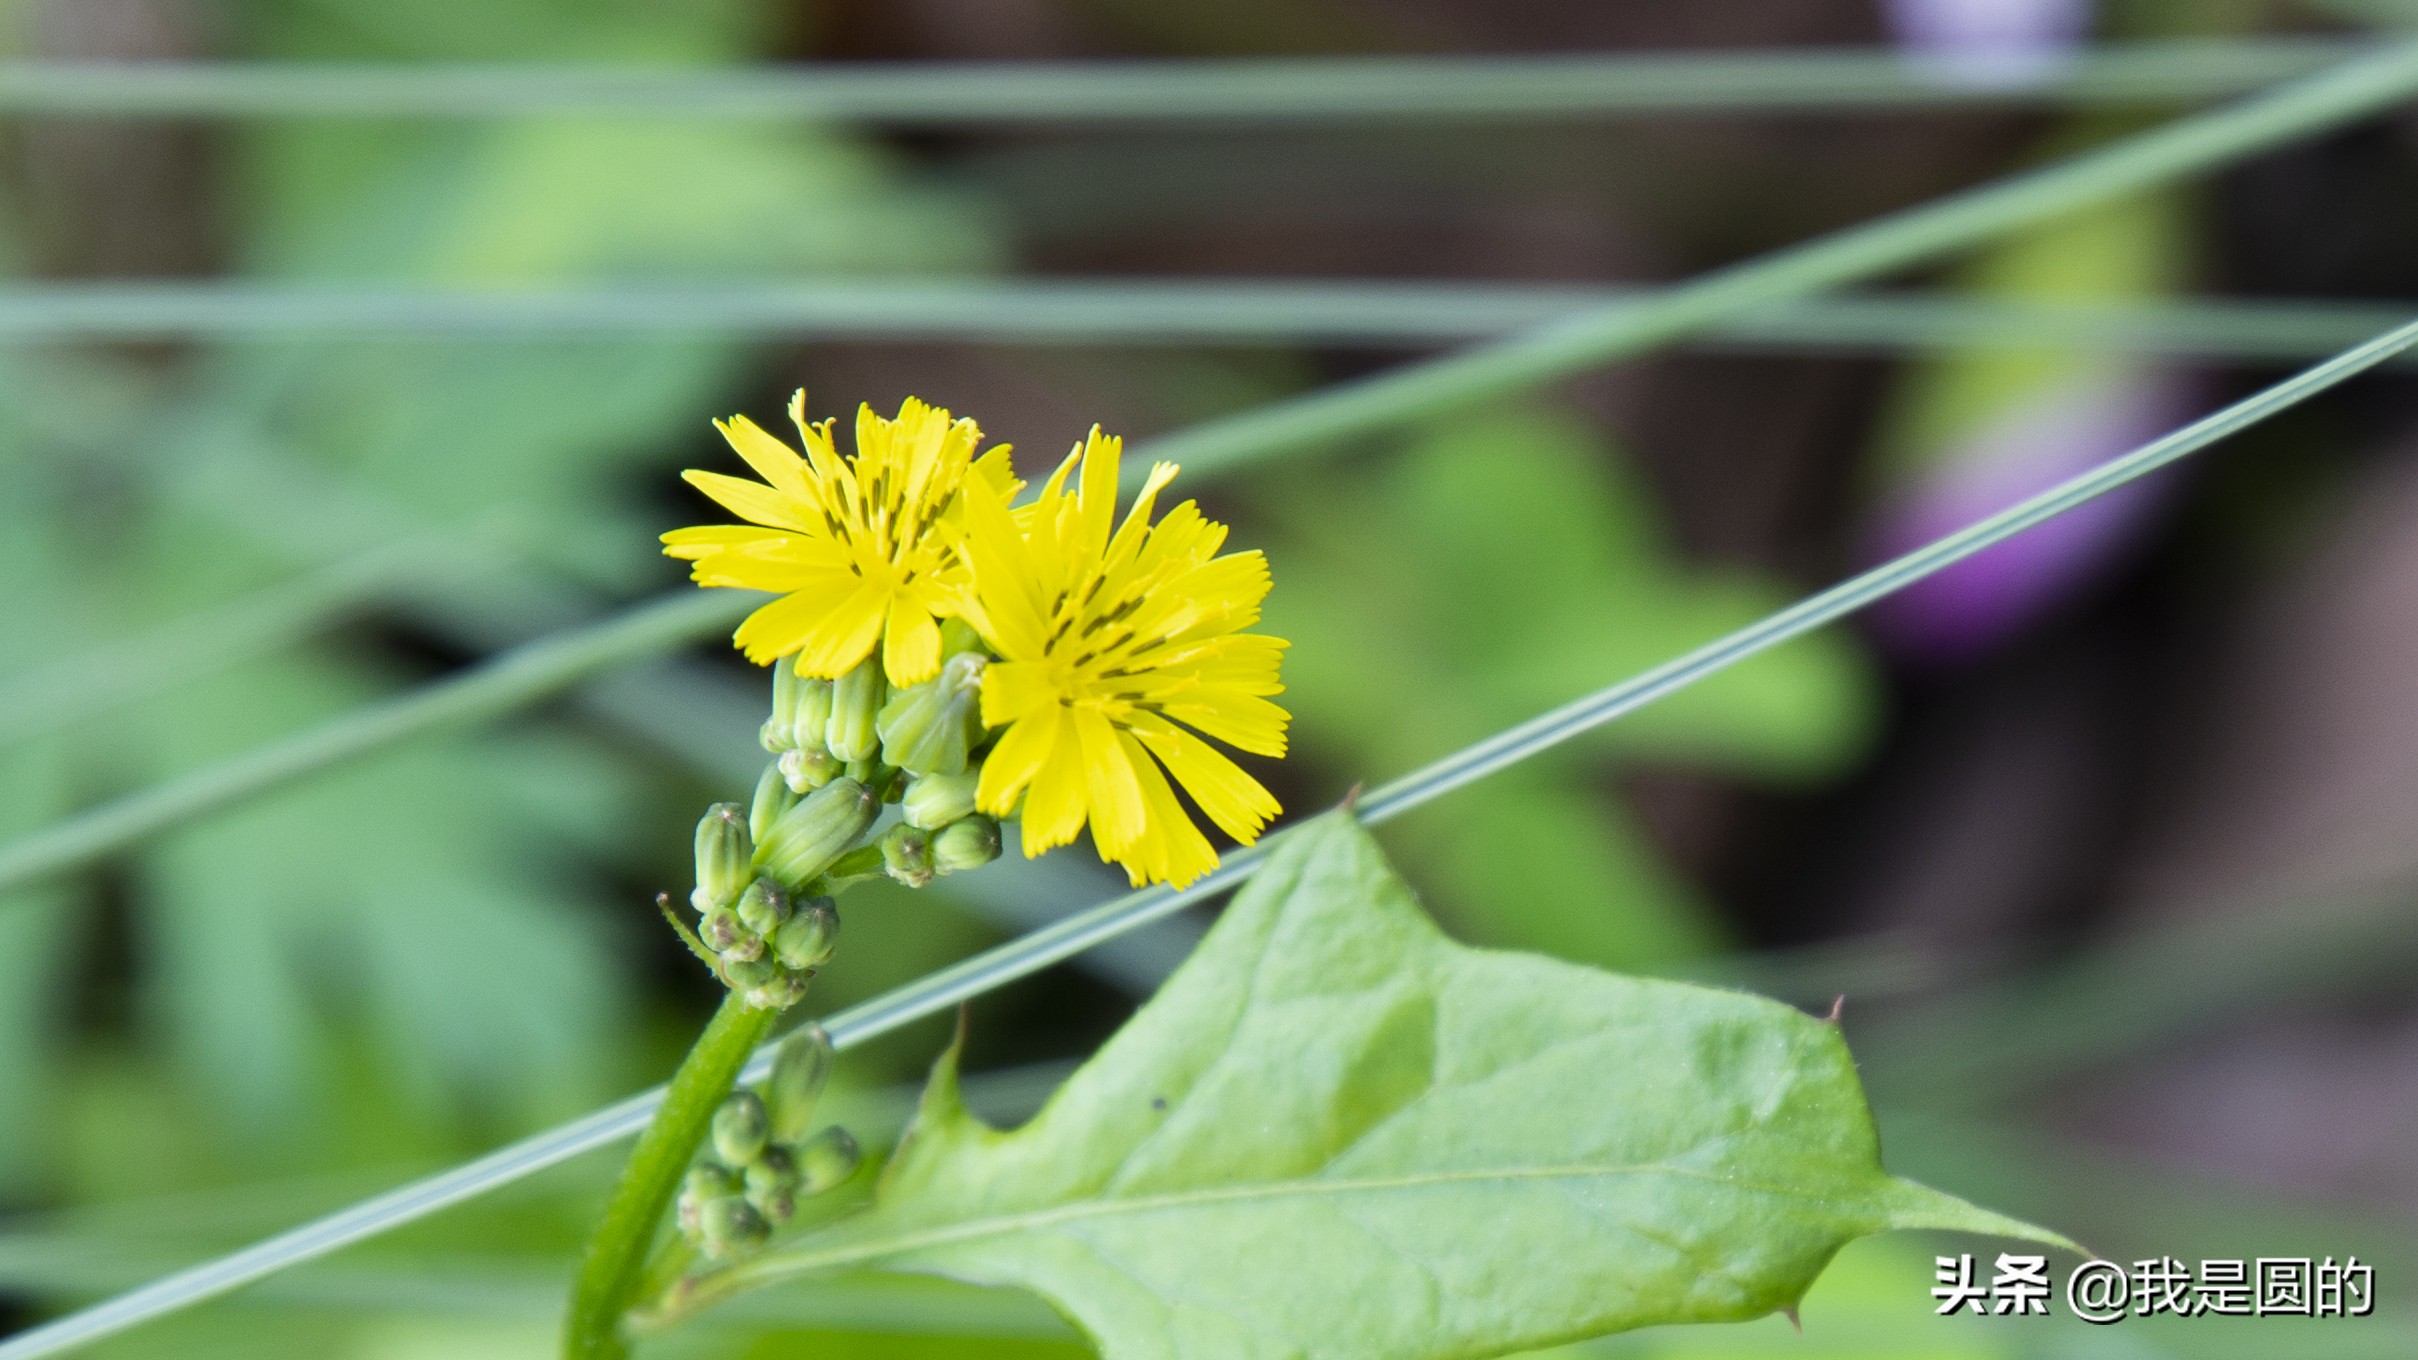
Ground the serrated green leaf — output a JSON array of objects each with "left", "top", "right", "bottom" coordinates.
[{"left": 684, "top": 812, "right": 2064, "bottom": 1359}]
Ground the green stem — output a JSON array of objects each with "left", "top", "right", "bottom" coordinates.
[{"left": 562, "top": 992, "right": 777, "bottom": 1360}]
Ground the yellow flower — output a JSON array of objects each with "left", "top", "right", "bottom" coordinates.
[
  {"left": 662, "top": 392, "right": 1014, "bottom": 685},
  {"left": 949, "top": 426, "right": 1289, "bottom": 888}
]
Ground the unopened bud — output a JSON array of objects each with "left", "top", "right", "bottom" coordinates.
[
  {"left": 677, "top": 1161, "right": 741, "bottom": 1240},
  {"left": 877, "top": 653, "right": 987, "bottom": 776},
  {"left": 744, "top": 1145, "right": 801, "bottom": 1223},
  {"left": 764, "top": 657, "right": 803, "bottom": 752},
  {"left": 794, "top": 1126, "right": 861, "bottom": 1195},
  {"left": 771, "top": 898, "right": 839, "bottom": 971},
  {"left": 880, "top": 822, "right": 935, "bottom": 889},
  {"left": 734, "top": 878, "right": 791, "bottom": 936},
  {"left": 764, "top": 1026, "right": 834, "bottom": 1142},
  {"left": 699, "top": 905, "right": 750, "bottom": 956},
  {"left": 902, "top": 771, "right": 980, "bottom": 830},
  {"left": 779, "top": 745, "right": 841, "bottom": 793},
  {"left": 723, "top": 952, "right": 776, "bottom": 986},
  {"left": 744, "top": 970, "right": 809, "bottom": 1011},
  {"left": 792, "top": 675, "right": 835, "bottom": 752},
  {"left": 824, "top": 660, "right": 886, "bottom": 763},
  {"left": 691, "top": 804, "right": 753, "bottom": 912},
  {"left": 749, "top": 763, "right": 797, "bottom": 846},
  {"left": 757, "top": 777, "right": 879, "bottom": 889},
  {"left": 932, "top": 815, "right": 1002, "bottom": 875},
  {"left": 697, "top": 1195, "right": 768, "bottom": 1259},
  {"left": 711, "top": 1090, "right": 770, "bottom": 1166}
]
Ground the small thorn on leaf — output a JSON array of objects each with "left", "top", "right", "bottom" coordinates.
[
  {"left": 1341, "top": 782, "right": 1365, "bottom": 812},
  {"left": 1824, "top": 995, "right": 1845, "bottom": 1025},
  {"left": 1781, "top": 1305, "right": 1801, "bottom": 1334}
]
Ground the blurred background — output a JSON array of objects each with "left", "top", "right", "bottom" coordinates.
[{"left": 5, "top": 0, "right": 2418, "bottom": 1355}]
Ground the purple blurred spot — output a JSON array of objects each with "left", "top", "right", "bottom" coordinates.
[
  {"left": 1885, "top": 0, "right": 2096, "bottom": 88},
  {"left": 1864, "top": 368, "right": 2199, "bottom": 664}
]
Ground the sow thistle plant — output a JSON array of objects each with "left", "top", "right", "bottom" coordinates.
[{"left": 562, "top": 393, "right": 2064, "bottom": 1360}]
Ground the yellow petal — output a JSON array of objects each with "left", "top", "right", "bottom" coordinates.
[
  {"left": 1073, "top": 708, "right": 1148, "bottom": 857},
  {"left": 1129, "top": 714, "right": 1281, "bottom": 844},
  {"left": 1017, "top": 712, "right": 1089, "bottom": 858},
  {"left": 1112, "top": 738, "right": 1218, "bottom": 888},
  {"left": 794, "top": 578, "right": 891, "bottom": 678},
  {"left": 880, "top": 595, "right": 944, "bottom": 687},
  {"left": 681, "top": 469, "right": 819, "bottom": 535},
  {"left": 979, "top": 659, "right": 1062, "bottom": 728},
  {"left": 714, "top": 414, "right": 817, "bottom": 505},
  {"left": 976, "top": 703, "right": 1058, "bottom": 816}
]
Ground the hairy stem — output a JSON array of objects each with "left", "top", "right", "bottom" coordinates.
[{"left": 562, "top": 992, "right": 778, "bottom": 1360}]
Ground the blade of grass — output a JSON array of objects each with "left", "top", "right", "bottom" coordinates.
[
  {"left": 1132, "top": 38, "right": 2418, "bottom": 483},
  {"left": 0, "top": 282, "right": 2413, "bottom": 364},
  {"left": 8, "top": 300, "right": 2409, "bottom": 1360},
  {"left": 0, "top": 537, "right": 467, "bottom": 749},
  {"left": 0, "top": 590, "right": 752, "bottom": 897},
  {"left": 0, "top": 39, "right": 2361, "bottom": 121}
]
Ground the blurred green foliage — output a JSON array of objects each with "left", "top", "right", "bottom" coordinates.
[{"left": 1261, "top": 407, "right": 1875, "bottom": 971}]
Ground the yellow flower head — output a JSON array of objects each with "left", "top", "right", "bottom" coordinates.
[
  {"left": 950, "top": 427, "right": 1289, "bottom": 888},
  {"left": 663, "top": 392, "right": 1015, "bottom": 685}
]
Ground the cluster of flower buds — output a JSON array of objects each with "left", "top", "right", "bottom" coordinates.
[
  {"left": 683, "top": 774, "right": 866, "bottom": 1008},
  {"left": 676, "top": 1028, "right": 860, "bottom": 1260},
  {"left": 759, "top": 640, "right": 1004, "bottom": 893}
]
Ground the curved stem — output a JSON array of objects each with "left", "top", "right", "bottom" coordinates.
[{"left": 562, "top": 991, "right": 778, "bottom": 1360}]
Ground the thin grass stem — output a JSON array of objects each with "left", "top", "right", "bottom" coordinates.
[
  {"left": 0, "top": 539, "right": 463, "bottom": 749},
  {"left": 0, "top": 39, "right": 2363, "bottom": 121},
  {"left": 0, "top": 590, "right": 752, "bottom": 897},
  {"left": 0, "top": 282, "right": 2412, "bottom": 363}
]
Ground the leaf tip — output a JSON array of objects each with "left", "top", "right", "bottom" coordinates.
[
  {"left": 1823, "top": 994, "right": 1845, "bottom": 1025},
  {"left": 1881, "top": 1176, "right": 2083, "bottom": 1255}
]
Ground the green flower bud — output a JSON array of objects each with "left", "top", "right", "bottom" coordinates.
[
  {"left": 690, "top": 804, "right": 752, "bottom": 913},
  {"left": 699, "top": 905, "right": 751, "bottom": 958},
  {"left": 771, "top": 898, "right": 839, "bottom": 971},
  {"left": 763, "top": 1026, "right": 834, "bottom": 1143},
  {"left": 880, "top": 822, "right": 935, "bottom": 889},
  {"left": 794, "top": 1126, "right": 862, "bottom": 1195},
  {"left": 686, "top": 1161, "right": 742, "bottom": 1199},
  {"left": 778, "top": 745, "right": 841, "bottom": 793},
  {"left": 723, "top": 953, "right": 777, "bottom": 989},
  {"left": 932, "top": 815, "right": 1003, "bottom": 875},
  {"left": 901, "top": 771, "right": 981, "bottom": 830},
  {"left": 764, "top": 657, "right": 802, "bottom": 752},
  {"left": 877, "top": 653, "right": 987, "bottom": 776},
  {"left": 756, "top": 778, "right": 879, "bottom": 889},
  {"left": 744, "top": 1145, "right": 801, "bottom": 1223},
  {"left": 791, "top": 675, "right": 835, "bottom": 753},
  {"left": 748, "top": 763, "right": 797, "bottom": 846},
  {"left": 734, "top": 878, "right": 791, "bottom": 937},
  {"left": 824, "top": 660, "right": 886, "bottom": 763},
  {"left": 676, "top": 1161, "right": 741, "bottom": 1240},
  {"left": 711, "top": 1090, "right": 770, "bottom": 1166},
  {"left": 743, "top": 970, "right": 809, "bottom": 1012},
  {"left": 697, "top": 1194, "right": 768, "bottom": 1259}
]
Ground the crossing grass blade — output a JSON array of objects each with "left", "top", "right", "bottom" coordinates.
[
  {"left": 0, "top": 40, "right": 2363, "bottom": 122},
  {"left": 0, "top": 591, "right": 752, "bottom": 897},
  {"left": 0, "top": 282, "right": 2411, "bottom": 364}
]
